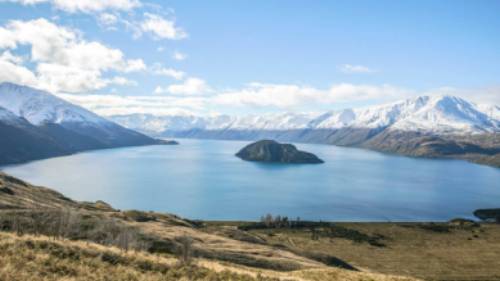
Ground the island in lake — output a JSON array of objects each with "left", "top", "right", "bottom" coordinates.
[{"left": 236, "top": 140, "right": 324, "bottom": 164}]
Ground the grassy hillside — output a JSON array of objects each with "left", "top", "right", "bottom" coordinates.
[
  {"left": 0, "top": 231, "right": 421, "bottom": 281},
  {"left": 0, "top": 172, "right": 418, "bottom": 281},
  {"left": 2, "top": 171, "right": 500, "bottom": 280},
  {"left": 208, "top": 220, "right": 500, "bottom": 281}
]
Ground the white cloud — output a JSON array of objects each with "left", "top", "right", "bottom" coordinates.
[
  {"left": 1, "top": 0, "right": 46, "bottom": 4},
  {"left": 172, "top": 51, "right": 187, "bottom": 61},
  {"left": 34, "top": 64, "right": 137, "bottom": 93},
  {"left": 57, "top": 93, "right": 205, "bottom": 116},
  {"left": 214, "top": 83, "right": 321, "bottom": 108},
  {"left": 153, "top": 86, "right": 166, "bottom": 95},
  {"left": 339, "top": 64, "right": 376, "bottom": 74},
  {"left": 0, "top": 50, "right": 25, "bottom": 64},
  {"left": 0, "top": 52, "right": 38, "bottom": 86},
  {"left": 35, "top": 63, "right": 108, "bottom": 92},
  {"left": 2, "top": 0, "right": 141, "bottom": 13},
  {"left": 327, "top": 83, "right": 407, "bottom": 102},
  {"left": 213, "top": 83, "right": 410, "bottom": 109},
  {"left": 109, "top": 76, "right": 137, "bottom": 86},
  {"left": 56, "top": 80, "right": 499, "bottom": 117},
  {"left": 140, "top": 13, "right": 187, "bottom": 40},
  {"left": 98, "top": 13, "right": 119, "bottom": 28},
  {"left": 123, "top": 58, "right": 146, "bottom": 72},
  {"left": 421, "top": 86, "right": 500, "bottom": 106},
  {"left": 0, "top": 18, "right": 145, "bottom": 93},
  {"left": 0, "top": 28, "right": 17, "bottom": 49},
  {"left": 156, "top": 77, "right": 211, "bottom": 95},
  {"left": 151, "top": 64, "right": 185, "bottom": 80},
  {"left": 473, "top": 87, "right": 500, "bottom": 105}
]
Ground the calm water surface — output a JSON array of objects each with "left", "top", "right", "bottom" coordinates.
[{"left": 3, "top": 139, "right": 500, "bottom": 221}]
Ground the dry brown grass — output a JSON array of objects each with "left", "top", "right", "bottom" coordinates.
[
  {"left": 0, "top": 232, "right": 280, "bottom": 281},
  {"left": 0, "top": 173, "right": 77, "bottom": 210},
  {"left": 237, "top": 222, "right": 500, "bottom": 281},
  {"left": 0, "top": 231, "right": 419, "bottom": 281},
  {"left": 135, "top": 221, "right": 323, "bottom": 269},
  {"left": 0, "top": 172, "right": 462, "bottom": 281}
]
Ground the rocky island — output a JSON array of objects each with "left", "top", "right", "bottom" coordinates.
[
  {"left": 236, "top": 140, "right": 324, "bottom": 164},
  {"left": 158, "top": 139, "right": 179, "bottom": 145}
]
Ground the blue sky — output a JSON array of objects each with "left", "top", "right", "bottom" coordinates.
[{"left": 0, "top": 0, "right": 499, "bottom": 116}]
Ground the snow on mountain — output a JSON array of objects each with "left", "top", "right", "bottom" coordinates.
[
  {"left": 1, "top": 81, "right": 496, "bottom": 136},
  {"left": 221, "top": 113, "right": 320, "bottom": 130},
  {"left": 0, "top": 82, "right": 160, "bottom": 165},
  {"left": 0, "top": 106, "right": 26, "bottom": 126},
  {"left": 111, "top": 112, "right": 321, "bottom": 133},
  {"left": 110, "top": 95, "right": 500, "bottom": 135},
  {"left": 0, "top": 106, "right": 16, "bottom": 121},
  {"left": 478, "top": 104, "right": 500, "bottom": 121},
  {"left": 111, "top": 114, "right": 207, "bottom": 133},
  {"left": 0, "top": 82, "right": 108, "bottom": 126},
  {"left": 390, "top": 95, "right": 500, "bottom": 133}
]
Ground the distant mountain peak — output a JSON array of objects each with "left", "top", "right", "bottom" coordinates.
[
  {"left": 110, "top": 94, "right": 499, "bottom": 135},
  {"left": 0, "top": 82, "right": 162, "bottom": 166},
  {"left": 0, "top": 82, "right": 106, "bottom": 126}
]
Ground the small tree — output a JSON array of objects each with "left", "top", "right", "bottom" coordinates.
[
  {"left": 282, "top": 216, "right": 289, "bottom": 228},
  {"left": 310, "top": 226, "right": 319, "bottom": 240},
  {"left": 274, "top": 215, "right": 281, "bottom": 228},
  {"left": 117, "top": 229, "right": 132, "bottom": 252},
  {"left": 12, "top": 213, "right": 24, "bottom": 236},
  {"left": 177, "top": 235, "right": 194, "bottom": 266},
  {"left": 262, "top": 214, "right": 273, "bottom": 228}
]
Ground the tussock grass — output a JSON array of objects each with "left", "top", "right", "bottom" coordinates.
[
  {"left": 0, "top": 232, "right": 419, "bottom": 281},
  {"left": 0, "top": 232, "right": 280, "bottom": 281},
  {"left": 239, "top": 222, "right": 500, "bottom": 280}
]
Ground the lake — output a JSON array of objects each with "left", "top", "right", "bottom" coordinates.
[{"left": 2, "top": 139, "right": 500, "bottom": 221}]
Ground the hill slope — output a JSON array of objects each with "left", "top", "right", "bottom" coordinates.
[
  {"left": 0, "top": 172, "right": 419, "bottom": 281},
  {"left": 3, "top": 172, "right": 500, "bottom": 280},
  {"left": 0, "top": 82, "right": 166, "bottom": 165}
]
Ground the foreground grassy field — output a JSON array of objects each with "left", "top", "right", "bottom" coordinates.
[
  {"left": 1, "top": 172, "right": 499, "bottom": 280},
  {"left": 0, "top": 172, "right": 417, "bottom": 281},
  {"left": 0, "top": 231, "right": 420, "bottom": 281},
  {"left": 203, "top": 221, "right": 500, "bottom": 281}
]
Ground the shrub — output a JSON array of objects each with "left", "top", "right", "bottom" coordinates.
[{"left": 176, "top": 235, "right": 194, "bottom": 266}]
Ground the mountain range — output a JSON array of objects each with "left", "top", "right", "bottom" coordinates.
[
  {"left": 110, "top": 95, "right": 500, "bottom": 167},
  {"left": 1, "top": 82, "right": 498, "bottom": 167},
  {"left": 0, "top": 82, "right": 164, "bottom": 166}
]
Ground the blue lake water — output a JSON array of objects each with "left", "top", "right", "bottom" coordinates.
[{"left": 2, "top": 139, "right": 500, "bottom": 221}]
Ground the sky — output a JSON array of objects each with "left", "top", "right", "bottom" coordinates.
[{"left": 0, "top": 0, "right": 499, "bottom": 116}]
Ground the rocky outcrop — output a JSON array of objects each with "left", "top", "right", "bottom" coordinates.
[{"left": 236, "top": 140, "right": 324, "bottom": 164}]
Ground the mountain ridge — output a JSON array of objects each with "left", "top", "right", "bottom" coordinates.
[
  {"left": 111, "top": 95, "right": 500, "bottom": 135},
  {"left": 0, "top": 82, "right": 168, "bottom": 166},
  {"left": 110, "top": 95, "right": 500, "bottom": 167}
]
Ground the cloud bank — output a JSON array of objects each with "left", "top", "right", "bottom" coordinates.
[{"left": 0, "top": 18, "right": 144, "bottom": 93}]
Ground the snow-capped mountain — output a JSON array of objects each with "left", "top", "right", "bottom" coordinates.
[
  {"left": 111, "top": 112, "right": 321, "bottom": 133},
  {"left": 0, "top": 82, "right": 162, "bottom": 165},
  {"left": 110, "top": 94, "right": 500, "bottom": 167},
  {"left": 0, "top": 106, "right": 25, "bottom": 126},
  {"left": 478, "top": 104, "right": 500, "bottom": 121},
  {"left": 0, "top": 82, "right": 107, "bottom": 126},
  {"left": 110, "top": 95, "right": 500, "bottom": 135}
]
